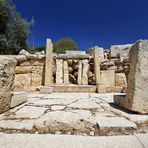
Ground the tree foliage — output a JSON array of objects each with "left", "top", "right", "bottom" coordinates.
[
  {"left": 0, "top": 0, "right": 30, "bottom": 54},
  {"left": 53, "top": 38, "right": 78, "bottom": 54}
]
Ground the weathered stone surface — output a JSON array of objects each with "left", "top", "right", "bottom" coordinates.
[
  {"left": 31, "top": 66, "right": 44, "bottom": 86},
  {"left": 35, "top": 111, "right": 97, "bottom": 134},
  {"left": 14, "top": 73, "right": 31, "bottom": 90},
  {"left": 77, "top": 60, "right": 82, "bottom": 85},
  {"left": 100, "top": 70, "right": 115, "bottom": 85},
  {"left": 95, "top": 116, "right": 137, "bottom": 129},
  {"left": 97, "top": 85, "right": 106, "bottom": 93},
  {"left": 31, "top": 59, "right": 45, "bottom": 66},
  {"left": 82, "top": 60, "right": 89, "bottom": 85},
  {"left": 0, "top": 57, "right": 17, "bottom": 113},
  {"left": 118, "top": 40, "right": 148, "bottom": 114},
  {"left": 40, "top": 86, "right": 53, "bottom": 94},
  {"left": 0, "top": 134, "right": 145, "bottom": 148},
  {"left": 56, "top": 59, "right": 63, "bottom": 84},
  {"left": 0, "top": 120, "right": 35, "bottom": 131},
  {"left": 94, "top": 47, "right": 101, "bottom": 85},
  {"left": 52, "top": 85, "right": 96, "bottom": 93},
  {"left": 68, "top": 98, "right": 102, "bottom": 109},
  {"left": 19, "top": 60, "right": 32, "bottom": 66},
  {"left": 106, "top": 86, "right": 123, "bottom": 93},
  {"left": 45, "top": 39, "right": 53, "bottom": 85},
  {"left": 51, "top": 105, "right": 66, "bottom": 111},
  {"left": 110, "top": 44, "right": 132, "bottom": 58},
  {"left": 15, "top": 66, "right": 32, "bottom": 74},
  {"left": 10, "top": 92, "right": 27, "bottom": 108},
  {"left": 115, "top": 73, "right": 127, "bottom": 87},
  {"left": 63, "top": 61, "right": 69, "bottom": 85}
]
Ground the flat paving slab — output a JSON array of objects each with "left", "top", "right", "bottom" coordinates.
[
  {"left": 0, "top": 133, "right": 147, "bottom": 148},
  {"left": 0, "top": 93, "right": 147, "bottom": 136}
]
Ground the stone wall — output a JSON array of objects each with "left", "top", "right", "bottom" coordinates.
[
  {"left": 4, "top": 42, "right": 131, "bottom": 93},
  {"left": 11, "top": 51, "right": 45, "bottom": 91}
]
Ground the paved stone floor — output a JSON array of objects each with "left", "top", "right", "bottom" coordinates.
[{"left": 0, "top": 93, "right": 148, "bottom": 136}]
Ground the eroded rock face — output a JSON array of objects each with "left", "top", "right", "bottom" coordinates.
[{"left": 0, "top": 57, "right": 17, "bottom": 113}]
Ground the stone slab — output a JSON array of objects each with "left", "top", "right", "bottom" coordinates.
[
  {"left": 40, "top": 86, "right": 53, "bottom": 94},
  {"left": 11, "top": 106, "right": 47, "bottom": 119},
  {"left": 0, "top": 120, "right": 35, "bottom": 131},
  {"left": 100, "top": 70, "right": 115, "bottom": 85},
  {"left": 10, "top": 92, "right": 27, "bottom": 108},
  {"left": 0, "top": 134, "right": 145, "bottom": 148},
  {"left": 135, "top": 134, "right": 148, "bottom": 148},
  {"left": 51, "top": 85, "right": 97, "bottom": 93},
  {"left": 95, "top": 116, "right": 137, "bottom": 129},
  {"left": 68, "top": 98, "right": 102, "bottom": 109}
]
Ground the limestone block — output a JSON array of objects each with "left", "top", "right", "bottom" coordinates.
[
  {"left": 121, "top": 40, "right": 148, "bottom": 114},
  {"left": 97, "top": 85, "right": 107, "bottom": 93},
  {"left": 40, "top": 86, "right": 53, "bottom": 94},
  {"left": 110, "top": 44, "right": 132, "bottom": 58},
  {"left": 14, "top": 73, "right": 31, "bottom": 91},
  {"left": 10, "top": 92, "right": 27, "bottom": 108},
  {"left": 115, "top": 73, "right": 127, "bottom": 87},
  {"left": 45, "top": 39, "right": 53, "bottom": 85},
  {"left": 31, "top": 66, "right": 44, "bottom": 86},
  {"left": 93, "top": 48, "right": 101, "bottom": 85},
  {"left": 0, "top": 57, "right": 17, "bottom": 113},
  {"left": 31, "top": 59, "right": 45, "bottom": 66},
  {"left": 19, "top": 60, "right": 32, "bottom": 66},
  {"left": 63, "top": 61, "right": 69, "bottom": 85},
  {"left": 56, "top": 59, "right": 63, "bottom": 84},
  {"left": 82, "top": 60, "right": 89, "bottom": 85},
  {"left": 77, "top": 60, "right": 82, "bottom": 85},
  {"left": 106, "top": 86, "right": 123, "bottom": 93},
  {"left": 100, "top": 70, "right": 115, "bottom": 85},
  {"left": 15, "top": 66, "right": 32, "bottom": 74}
]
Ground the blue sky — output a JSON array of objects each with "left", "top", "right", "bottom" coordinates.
[{"left": 13, "top": 0, "right": 148, "bottom": 50}]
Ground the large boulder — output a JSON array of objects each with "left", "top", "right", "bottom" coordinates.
[
  {"left": 0, "top": 56, "right": 17, "bottom": 113},
  {"left": 114, "top": 40, "right": 148, "bottom": 114}
]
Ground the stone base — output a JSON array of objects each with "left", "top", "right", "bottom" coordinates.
[
  {"left": 51, "top": 85, "right": 96, "bottom": 93},
  {"left": 113, "top": 94, "right": 147, "bottom": 114},
  {"left": 97, "top": 85, "right": 123, "bottom": 93},
  {"left": 10, "top": 92, "right": 27, "bottom": 108},
  {"left": 40, "top": 86, "right": 53, "bottom": 94}
]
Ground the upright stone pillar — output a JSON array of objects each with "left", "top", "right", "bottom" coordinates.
[
  {"left": 56, "top": 59, "right": 63, "bottom": 84},
  {"left": 94, "top": 47, "right": 101, "bottom": 85},
  {"left": 114, "top": 40, "right": 148, "bottom": 114},
  {"left": 63, "top": 61, "right": 69, "bottom": 85},
  {"left": 78, "top": 60, "right": 82, "bottom": 85},
  {"left": 45, "top": 39, "right": 53, "bottom": 85},
  {"left": 82, "top": 59, "right": 89, "bottom": 85}
]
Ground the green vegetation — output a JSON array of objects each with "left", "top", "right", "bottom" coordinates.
[
  {"left": 53, "top": 38, "right": 78, "bottom": 54},
  {"left": 0, "top": 1, "right": 78, "bottom": 54},
  {"left": 0, "top": 0, "right": 30, "bottom": 54}
]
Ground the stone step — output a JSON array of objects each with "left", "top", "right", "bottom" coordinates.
[
  {"left": 51, "top": 85, "right": 97, "bottom": 93},
  {"left": 0, "top": 133, "right": 147, "bottom": 148}
]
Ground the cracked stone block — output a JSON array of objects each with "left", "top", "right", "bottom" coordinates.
[
  {"left": 29, "top": 98, "right": 81, "bottom": 107},
  {"left": 4, "top": 106, "right": 48, "bottom": 119},
  {"left": 68, "top": 99, "right": 102, "bottom": 109},
  {"left": 0, "top": 120, "right": 35, "bottom": 131},
  {"left": 95, "top": 116, "right": 137, "bottom": 129},
  {"left": 10, "top": 92, "right": 27, "bottom": 108},
  {"left": 35, "top": 111, "right": 97, "bottom": 134}
]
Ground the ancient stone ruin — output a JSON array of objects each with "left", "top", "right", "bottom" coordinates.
[{"left": 0, "top": 39, "right": 147, "bottom": 139}]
